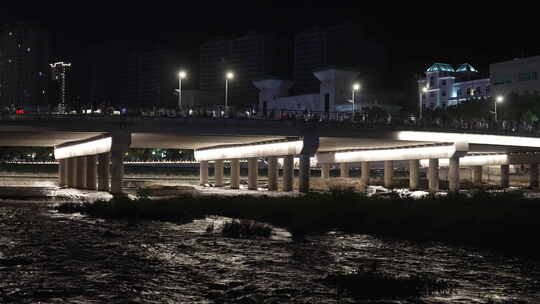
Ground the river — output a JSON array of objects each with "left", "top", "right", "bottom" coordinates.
[{"left": 1, "top": 198, "right": 539, "bottom": 303}]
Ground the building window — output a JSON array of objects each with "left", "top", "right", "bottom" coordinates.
[
  {"left": 457, "top": 89, "right": 462, "bottom": 96},
  {"left": 441, "top": 80, "right": 446, "bottom": 86},
  {"left": 429, "top": 92, "right": 435, "bottom": 98},
  {"left": 466, "top": 88, "right": 471, "bottom": 96},
  {"left": 486, "top": 86, "right": 490, "bottom": 94},
  {"left": 519, "top": 72, "right": 539, "bottom": 82},
  {"left": 442, "top": 91, "right": 446, "bottom": 97},
  {"left": 475, "top": 87, "right": 482, "bottom": 95}
]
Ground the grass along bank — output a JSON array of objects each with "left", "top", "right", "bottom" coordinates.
[{"left": 57, "top": 190, "right": 540, "bottom": 256}]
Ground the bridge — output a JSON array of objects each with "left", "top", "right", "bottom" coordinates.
[{"left": 2, "top": 114, "right": 540, "bottom": 194}]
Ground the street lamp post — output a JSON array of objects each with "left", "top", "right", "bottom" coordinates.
[
  {"left": 421, "top": 86, "right": 428, "bottom": 120},
  {"left": 352, "top": 83, "right": 360, "bottom": 121},
  {"left": 178, "top": 71, "right": 186, "bottom": 110},
  {"left": 225, "top": 72, "right": 234, "bottom": 111},
  {"left": 495, "top": 95, "right": 504, "bottom": 122}
]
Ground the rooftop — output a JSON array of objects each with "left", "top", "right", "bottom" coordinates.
[
  {"left": 456, "top": 63, "right": 478, "bottom": 73},
  {"left": 427, "top": 63, "right": 455, "bottom": 72}
]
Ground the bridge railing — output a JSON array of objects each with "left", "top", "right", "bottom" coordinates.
[{"left": 2, "top": 110, "right": 540, "bottom": 137}]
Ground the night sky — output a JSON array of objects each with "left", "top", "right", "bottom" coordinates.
[{"left": 0, "top": 2, "right": 535, "bottom": 92}]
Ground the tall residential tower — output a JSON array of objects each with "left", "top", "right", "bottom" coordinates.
[
  {"left": 0, "top": 23, "right": 50, "bottom": 111},
  {"left": 200, "top": 32, "right": 289, "bottom": 107},
  {"left": 50, "top": 61, "right": 71, "bottom": 113}
]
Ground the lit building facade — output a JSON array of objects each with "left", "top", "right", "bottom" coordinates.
[
  {"left": 50, "top": 62, "right": 71, "bottom": 113},
  {"left": 0, "top": 23, "right": 50, "bottom": 111},
  {"left": 418, "top": 63, "right": 490, "bottom": 109},
  {"left": 490, "top": 55, "right": 540, "bottom": 97}
]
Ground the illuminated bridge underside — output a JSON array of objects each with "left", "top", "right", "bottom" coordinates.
[
  {"left": 316, "top": 143, "right": 468, "bottom": 164},
  {"left": 421, "top": 153, "right": 540, "bottom": 167},
  {"left": 194, "top": 140, "right": 304, "bottom": 161},
  {"left": 397, "top": 131, "right": 540, "bottom": 149}
]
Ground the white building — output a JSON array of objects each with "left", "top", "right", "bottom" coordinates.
[
  {"left": 490, "top": 56, "right": 540, "bottom": 97},
  {"left": 418, "top": 63, "right": 490, "bottom": 109},
  {"left": 253, "top": 67, "right": 361, "bottom": 116}
]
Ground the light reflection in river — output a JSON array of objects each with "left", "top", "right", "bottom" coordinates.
[{"left": 1, "top": 200, "right": 539, "bottom": 303}]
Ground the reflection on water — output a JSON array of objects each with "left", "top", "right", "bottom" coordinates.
[{"left": 1, "top": 200, "right": 539, "bottom": 303}]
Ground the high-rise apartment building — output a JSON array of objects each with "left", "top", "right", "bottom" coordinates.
[
  {"left": 125, "top": 47, "right": 179, "bottom": 109},
  {"left": 0, "top": 23, "right": 50, "bottom": 111},
  {"left": 293, "top": 24, "right": 386, "bottom": 95},
  {"left": 82, "top": 42, "right": 181, "bottom": 110},
  {"left": 50, "top": 61, "right": 71, "bottom": 112},
  {"left": 200, "top": 32, "right": 289, "bottom": 107}
]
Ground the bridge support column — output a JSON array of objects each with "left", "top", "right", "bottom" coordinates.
[
  {"left": 409, "top": 160, "right": 419, "bottom": 190},
  {"left": 199, "top": 161, "right": 209, "bottom": 185},
  {"left": 97, "top": 153, "right": 110, "bottom": 191},
  {"left": 267, "top": 157, "right": 278, "bottom": 191},
  {"left": 361, "top": 162, "right": 370, "bottom": 184},
  {"left": 282, "top": 155, "right": 294, "bottom": 192},
  {"left": 384, "top": 160, "right": 393, "bottom": 188},
  {"left": 321, "top": 163, "right": 330, "bottom": 179},
  {"left": 76, "top": 156, "right": 87, "bottom": 189},
  {"left": 230, "top": 159, "right": 240, "bottom": 189},
  {"left": 428, "top": 159, "right": 439, "bottom": 192},
  {"left": 500, "top": 164, "right": 510, "bottom": 188},
  {"left": 67, "top": 158, "right": 77, "bottom": 187},
  {"left": 110, "top": 132, "right": 131, "bottom": 195},
  {"left": 530, "top": 163, "right": 539, "bottom": 189},
  {"left": 471, "top": 166, "right": 483, "bottom": 184},
  {"left": 340, "top": 163, "right": 350, "bottom": 178},
  {"left": 214, "top": 160, "right": 224, "bottom": 187},
  {"left": 85, "top": 155, "right": 97, "bottom": 190},
  {"left": 299, "top": 153, "right": 311, "bottom": 193},
  {"left": 58, "top": 159, "right": 67, "bottom": 187},
  {"left": 248, "top": 157, "right": 258, "bottom": 190},
  {"left": 448, "top": 157, "right": 460, "bottom": 193},
  {"left": 110, "top": 150, "right": 125, "bottom": 195}
]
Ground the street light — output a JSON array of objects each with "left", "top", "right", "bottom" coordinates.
[
  {"left": 225, "top": 72, "right": 234, "bottom": 111},
  {"left": 178, "top": 71, "right": 187, "bottom": 110},
  {"left": 495, "top": 95, "right": 504, "bottom": 122},
  {"left": 420, "top": 86, "right": 428, "bottom": 120},
  {"left": 352, "top": 83, "right": 360, "bottom": 121}
]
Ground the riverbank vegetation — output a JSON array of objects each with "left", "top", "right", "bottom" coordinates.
[{"left": 57, "top": 190, "right": 540, "bottom": 256}]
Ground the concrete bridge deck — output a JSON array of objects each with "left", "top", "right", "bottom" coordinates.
[{"left": 2, "top": 116, "right": 540, "bottom": 194}]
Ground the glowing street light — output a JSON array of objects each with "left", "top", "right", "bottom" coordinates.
[
  {"left": 495, "top": 95, "right": 504, "bottom": 122},
  {"left": 225, "top": 71, "right": 234, "bottom": 110},
  {"left": 352, "top": 83, "right": 360, "bottom": 121},
  {"left": 420, "top": 86, "right": 428, "bottom": 120},
  {"left": 178, "top": 71, "right": 187, "bottom": 110}
]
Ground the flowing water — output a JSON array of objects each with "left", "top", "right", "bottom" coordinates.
[{"left": 1, "top": 199, "right": 540, "bottom": 303}]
